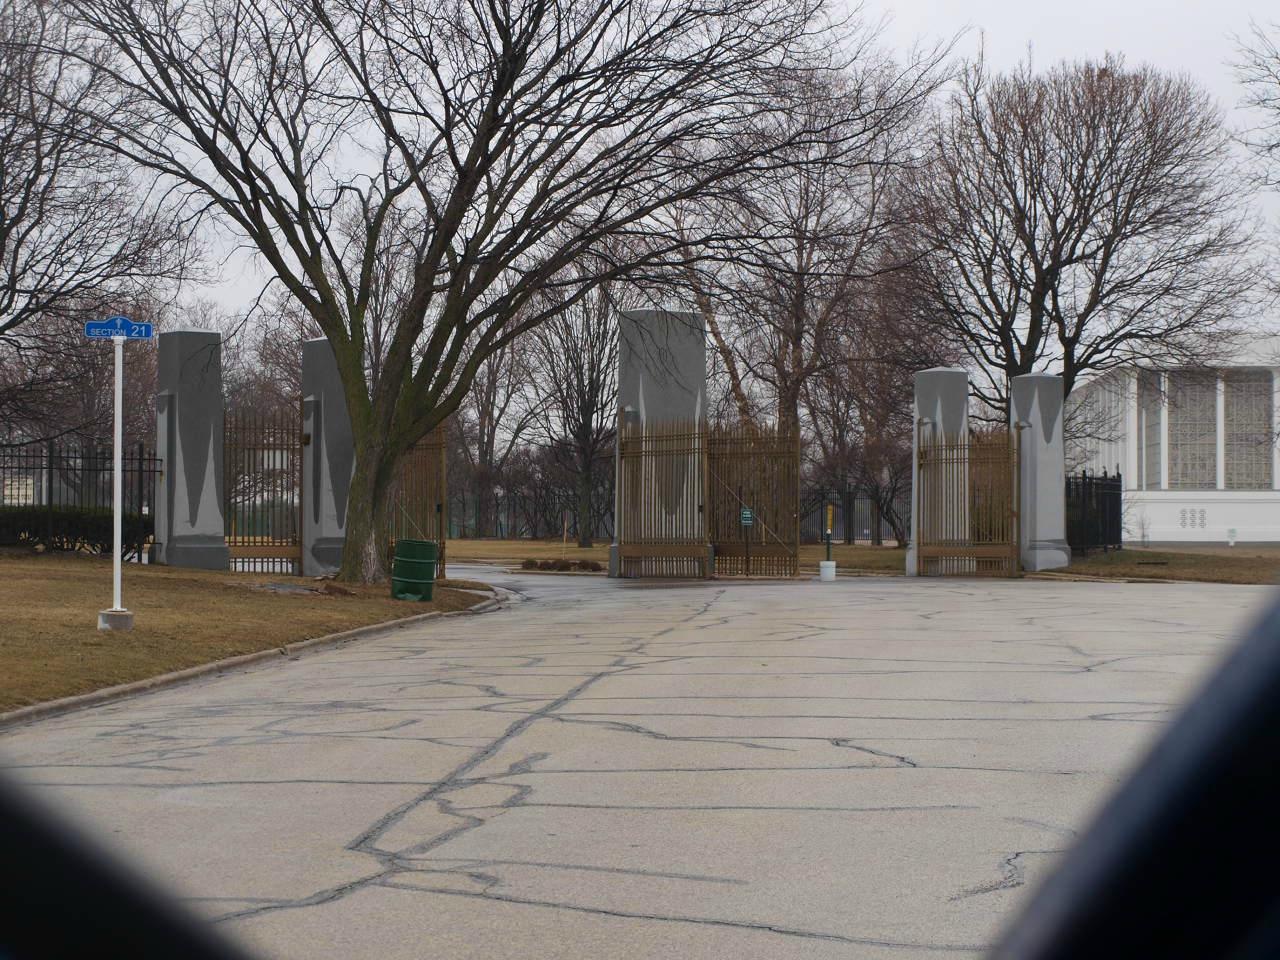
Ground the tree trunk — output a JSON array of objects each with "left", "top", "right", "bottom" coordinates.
[
  {"left": 338, "top": 440, "right": 394, "bottom": 583},
  {"left": 576, "top": 465, "right": 594, "bottom": 548},
  {"left": 778, "top": 388, "right": 801, "bottom": 438},
  {"left": 884, "top": 496, "right": 908, "bottom": 547},
  {"left": 474, "top": 472, "right": 496, "bottom": 537}
]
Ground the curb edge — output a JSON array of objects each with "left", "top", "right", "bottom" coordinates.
[{"left": 0, "top": 589, "right": 506, "bottom": 732}]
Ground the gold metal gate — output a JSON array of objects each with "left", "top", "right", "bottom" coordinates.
[
  {"left": 387, "top": 425, "right": 449, "bottom": 578},
  {"left": 615, "top": 419, "right": 709, "bottom": 578},
  {"left": 707, "top": 424, "right": 799, "bottom": 577},
  {"left": 614, "top": 419, "right": 800, "bottom": 578},
  {"left": 224, "top": 404, "right": 303, "bottom": 573},
  {"left": 916, "top": 425, "right": 1019, "bottom": 577}
]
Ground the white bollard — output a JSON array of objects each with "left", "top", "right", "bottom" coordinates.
[{"left": 819, "top": 560, "right": 836, "bottom": 582}]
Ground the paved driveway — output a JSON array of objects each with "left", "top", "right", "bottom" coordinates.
[{"left": 1, "top": 569, "right": 1270, "bottom": 958}]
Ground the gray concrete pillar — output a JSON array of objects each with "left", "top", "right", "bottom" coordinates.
[
  {"left": 616, "top": 309, "right": 707, "bottom": 425},
  {"left": 302, "top": 338, "right": 354, "bottom": 577},
  {"left": 907, "top": 368, "right": 969, "bottom": 576},
  {"left": 1011, "top": 373, "right": 1070, "bottom": 572},
  {"left": 610, "top": 308, "right": 706, "bottom": 577},
  {"left": 152, "top": 330, "right": 229, "bottom": 569}
]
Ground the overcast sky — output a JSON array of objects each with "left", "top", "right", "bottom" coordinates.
[
  {"left": 864, "top": 0, "right": 1268, "bottom": 118},
  {"left": 205, "top": 3, "right": 1279, "bottom": 314},
  {"left": 862, "top": 1, "right": 1280, "bottom": 246}
]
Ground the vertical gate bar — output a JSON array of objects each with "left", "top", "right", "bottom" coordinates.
[{"left": 45, "top": 439, "right": 54, "bottom": 548}]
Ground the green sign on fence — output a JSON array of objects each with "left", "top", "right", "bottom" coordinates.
[{"left": 740, "top": 507, "right": 754, "bottom": 527}]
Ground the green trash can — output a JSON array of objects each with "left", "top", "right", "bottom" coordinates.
[{"left": 391, "top": 539, "right": 437, "bottom": 601}]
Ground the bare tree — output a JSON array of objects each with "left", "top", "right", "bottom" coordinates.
[
  {"left": 664, "top": 54, "right": 944, "bottom": 433},
  {"left": 529, "top": 283, "right": 619, "bottom": 547},
  {"left": 1238, "top": 20, "right": 1280, "bottom": 194},
  {"left": 803, "top": 258, "right": 955, "bottom": 544},
  {"left": 64, "top": 0, "right": 853, "bottom": 580},
  {"left": 0, "top": 299, "right": 165, "bottom": 445},
  {"left": 0, "top": 0, "right": 190, "bottom": 339},
  {"left": 906, "top": 54, "right": 1260, "bottom": 413},
  {"left": 456, "top": 343, "right": 540, "bottom": 538}
]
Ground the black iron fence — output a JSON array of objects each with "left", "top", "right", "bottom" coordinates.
[
  {"left": 0, "top": 441, "right": 161, "bottom": 559},
  {"left": 800, "top": 486, "right": 910, "bottom": 544},
  {"left": 1066, "top": 470, "right": 1122, "bottom": 554}
]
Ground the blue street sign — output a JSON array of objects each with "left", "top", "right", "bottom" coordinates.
[{"left": 84, "top": 315, "right": 153, "bottom": 339}]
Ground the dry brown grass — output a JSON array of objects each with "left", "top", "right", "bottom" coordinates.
[
  {"left": 447, "top": 538, "right": 907, "bottom": 576},
  {"left": 797, "top": 543, "right": 905, "bottom": 574},
  {"left": 448, "top": 537, "right": 1280, "bottom": 583},
  {"left": 1064, "top": 547, "right": 1280, "bottom": 585},
  {"left": 435, "top": 577, "right": 495, "bottom": 592},
  {"left": 449, "top": 538, "right": 611, "bottom": 563},
  {"left": 0, "top": 551, "right": 486, "bottom": 712}
]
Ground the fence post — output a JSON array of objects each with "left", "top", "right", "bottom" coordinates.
[
  {"left": 133, "top": 442, "right": 144, "bottom": 560},
  {"left": 838, "top": 487, "right": 847, "bottom": 544},
  {"left": 1085, "top": 472, "right": 1095, "bottom": 555},
  {"left": 45, "top": 439, "right": 54, "bottom": 548}
]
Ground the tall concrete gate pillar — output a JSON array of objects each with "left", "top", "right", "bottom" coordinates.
[
  {"left": 1011, "top": 373, "right": 1070, "bottom": 572},
  {"left": 301, "top": 338, "right": 355, "bottom": 577},
  {"left": 906, "top": 368, "right": 969, "bottom": 576},
  {"left": 609, "top": 309, "right": 707, "bottom": 578},
  {"left": 152, "top": 330, "right": 230, "bottom": 570}
]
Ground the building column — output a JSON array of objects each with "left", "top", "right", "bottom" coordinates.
[
  {"left": 1124, "top": 370, "right": 1140, "bottom": 489},
  {"left": 1273, "top": 369, "right": 1280, "bottom": 491},
  {"left": 152, "top": 330, "right": 229, "bottom": 570},
  {"left": 1160, "top": 372, "right": 1170, "bottom": 490},
  {"left": 1011, "top": 373, "right": 1070, "bottom": 573},
  {"left": 301, "top": 338, "right": 354, "bottom": 577},
  {"left": 1216, "top": 373, "right": 1226, "bottom": 491},
  {"left": 906, "top": 368, "right": 969, "bottom": 576}
]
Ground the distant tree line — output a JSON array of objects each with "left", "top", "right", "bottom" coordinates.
[{"left": 5, "top": 0, "right": 1280, "bottom": 567}]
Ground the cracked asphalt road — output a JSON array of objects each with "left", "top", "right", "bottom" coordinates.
[{"left": 1, "top": 568, "right": 1268, "bottom": 958}]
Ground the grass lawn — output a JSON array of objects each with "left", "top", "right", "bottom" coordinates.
[
  {"left": 798, "top": 543, "right": 906, "bottom": 574},
  {"left": 0, "top": 551, "right": 489, "bottom": 712},
  {"left": 450, "top": 538, "right": 611, "bottom": 563},
  {"left": 1064, "top": 547, "right": 1280, "bottom": 585},
  {"left": 448, "top": 538, "right": 907, "bottom": 575},
  {"left": 448, "top": 537, "right": 1280, "bottom": 584}
]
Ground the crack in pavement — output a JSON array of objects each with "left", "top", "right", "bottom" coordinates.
[
  {"left": 376, "top": 880, "right": 985, "bottom": 953},
  {"left": 949, "top": 849, "right": 1065, "bottom": 901},
  {"left": 4, "top": 568, "right": 1255, "bottom": 958},
  {"left": 214, "top": 590, "right": 730, "bottom": 927}
]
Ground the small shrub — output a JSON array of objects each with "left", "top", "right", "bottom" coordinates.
[
  {"left": 551, "top": 558, "right": 573, "bottom": 571},
  {"left": 520, "top": 558, "right": 539, "bottom": 570},
  {"left": 576, "top": 559, "right": 603, "bottom": 572},
  {"left": 0, "top": 505, "right": 153, "bottom": 553},
  {"left": 537, "top": 559, "right": 556, "bottom": 570}
]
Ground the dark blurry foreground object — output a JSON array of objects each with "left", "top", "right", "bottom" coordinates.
[
  {"left": 989, "top": 596, "right": 1280, "bottom": 959},
  {"left": 0, "top": 775, "right": 254, "bottom": 959}
]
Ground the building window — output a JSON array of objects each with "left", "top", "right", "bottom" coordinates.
[
  {"left": 1167, "top": 370, "right": 1217, "bottom": 490},
  {"left": 1137, "top": 370, "right": 1162, "bottom": 489},
  {"left": 1224, "top": 370, "right": 1273, "bottom": 490}
]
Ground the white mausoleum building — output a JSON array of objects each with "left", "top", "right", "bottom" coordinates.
[{"left": 1069, "top": 340, "right": 1280, "bottom": 544}]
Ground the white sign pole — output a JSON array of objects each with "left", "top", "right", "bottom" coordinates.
[
  {"left": 112, "top": 334, "right": 124, "bottom": 611},
  {"left": 98, "top": 333, "right": 132, "bottom": 630}
]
